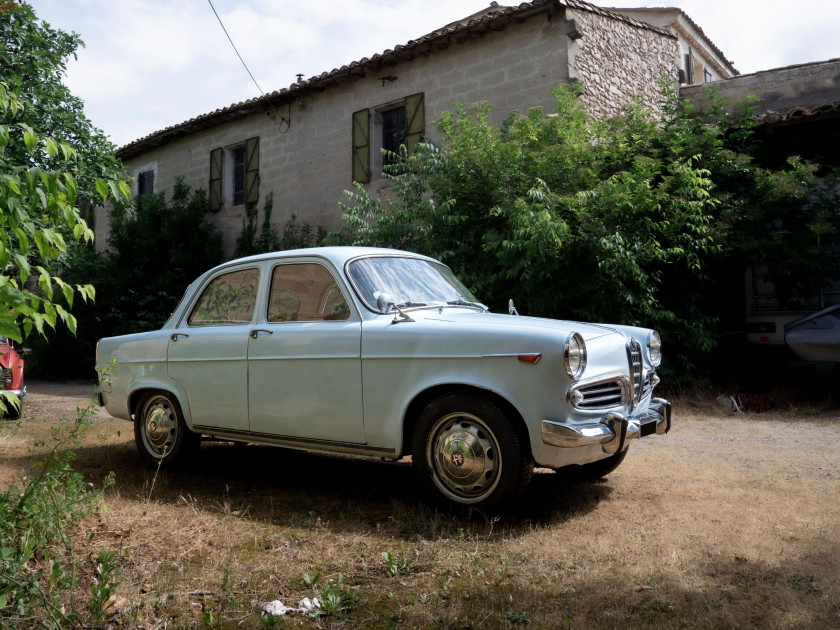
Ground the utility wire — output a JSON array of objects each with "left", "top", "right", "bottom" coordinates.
[{"left": 207, "top": 0, "right": 270, "bottom": 102}]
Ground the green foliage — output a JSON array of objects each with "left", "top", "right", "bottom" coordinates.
[
  {"left": 0, "top": 80, "right": 124, "bottom": 347},
  {"left": 236, "top": 191, "right": 325, "bottom": 257},
  {"left": 0, "top": 3, "right": 125, "bottom": 204},
  {"left": 27, "top": 179, "right": 223, "bottom": 378},
  {"left": 305, "top": 573, "right": 360, "bottom": 618},
  {"left": 331, "top": 85, "right": 840, "bottom": 378},
  {"left": 0, "top": 387, "right": 115, "bottom": 628}
]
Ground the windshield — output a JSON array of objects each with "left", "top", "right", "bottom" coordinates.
[{"left": 347, "top": 256, "right": 483, "bottom": 312}]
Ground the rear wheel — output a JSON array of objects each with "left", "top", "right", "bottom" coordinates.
[
  {"left": 134, "top": 392, "right": 198, "bottom": 467},
  {"left": 411, "top": 394, "right": 532, "bottom": 509}
]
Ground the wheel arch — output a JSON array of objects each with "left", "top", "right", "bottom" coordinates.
[
  {"left": 400, "top": 384, "right": 532, "bottom": 460},
  {"left": 128, "top": 385, "right": 191, "bottom": 425}
]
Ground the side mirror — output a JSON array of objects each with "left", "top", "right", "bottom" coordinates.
[{"left": 376, "top": 292, "right": 395, "bottom": 315}]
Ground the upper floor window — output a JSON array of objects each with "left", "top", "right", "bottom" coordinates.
[
  {"left": 381, "top": 106, "right": 406, "bottom": 165},
  {"left": 209, "top": 137, "right": 259, "bottom": 211},
  {"left": 232, "top": 147, "right": 246, "bottom": 206},
  {"left": 352, "top": 92, "right": 424, "bottom": 183},
  {"left": 137, "top": 170, "right": 154, "bottom": 195}
]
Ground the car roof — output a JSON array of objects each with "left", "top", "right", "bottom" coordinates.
[{"left": 219, "top": 246, "right": 436, "bottom": 270}]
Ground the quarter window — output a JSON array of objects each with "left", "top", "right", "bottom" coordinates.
[
  {"left": 267, "top": 263, "right": 351, "bottom": 323},
  {"left": 188, "top": 268, "right": 260, "bottom": 326}
]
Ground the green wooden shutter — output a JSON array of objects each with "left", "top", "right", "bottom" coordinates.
[
  {"left": 405, "top": 93, "right": 425, "bottom": 156},
  {"left": 245, "top": 136, "right": 260, "bottom": 205},
  {"left": 352, "top": 108, "right": 370, "bottom": 183},
  {"left": 209, "top": 147, "right": 223, "bottom": 212}
]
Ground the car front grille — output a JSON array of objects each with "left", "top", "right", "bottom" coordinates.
[
  {"left": 627, "top": 338, "right": 643, "bottom": 403},
  {"left": 569, "top": 372, "right": 628, "bottom": 409}
]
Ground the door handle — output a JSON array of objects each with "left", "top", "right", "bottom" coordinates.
[
  {"left": 170, "top": 333, "right": 190, "bottom": 341},
  {"left": 250, "top": 329, "right": 274, "bottom": 339}
]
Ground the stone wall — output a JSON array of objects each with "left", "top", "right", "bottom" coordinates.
[{"left": 566, "top": 8, "right": 678, "bottom": 120}]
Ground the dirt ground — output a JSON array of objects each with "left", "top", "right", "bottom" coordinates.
[{"left": 3, "top": 382, "right": 840, "bottom": 629}]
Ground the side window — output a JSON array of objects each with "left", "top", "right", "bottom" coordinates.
[
  {"left": 188, "top": 268, "right": 260, "bottom": 326},
  {"left": 268, "top": 263, "right": 351, "bottom": 323}
]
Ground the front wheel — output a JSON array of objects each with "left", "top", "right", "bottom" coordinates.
[
  {"left": 134, "top": 392, "right": 198, "bottom": 467},
  {"left": 411, "top": 394, "right": 533, "bottom": 509}
]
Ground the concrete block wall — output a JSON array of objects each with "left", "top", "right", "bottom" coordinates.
[{"left": 109, "top": 7, "right": 679, "bottom": 258}]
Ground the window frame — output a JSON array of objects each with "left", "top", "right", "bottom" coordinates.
[
  {"left": 186, "top": 267, "right": 261, "bottom": 327},
  {"left": 266, "top": 261, "right": 354, "bottom": 324}
]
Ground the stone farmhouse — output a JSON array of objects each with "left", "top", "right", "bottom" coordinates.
[{"left": 109, "top": 0, "right": 736, "bottom": 256}]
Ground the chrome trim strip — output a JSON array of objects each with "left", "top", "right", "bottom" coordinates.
[{"left": 191, "top": 425, "right": 396, "bottom": 456}]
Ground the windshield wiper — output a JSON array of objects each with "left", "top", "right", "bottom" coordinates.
[
  {"left": 446, "top": 299, "right": 488, "bottom": 311},
  {"left": 395, "top": 301, "right": 428, "bottom": 308}
]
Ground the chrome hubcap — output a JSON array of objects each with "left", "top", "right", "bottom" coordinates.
[
  {"left": 426, "top": 412, "right": 501, "bottom": 503},
  {"left": 143, "top": 397, "right": 177, "bottom": 458}
]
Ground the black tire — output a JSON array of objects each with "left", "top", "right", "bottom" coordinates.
[
  {"left": 556, "top": 449, "right": 628, "bottom": 481},
  {"left": 411, "top": 393, "right": 533, "bottom": 510},
  {"left": 3, "top": 397, "right": 21, "bottom": 420},
  {"left": 134, "top": 392, "right": 199, "bottom": 467}
]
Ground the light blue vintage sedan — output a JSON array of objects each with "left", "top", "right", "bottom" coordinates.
[{"left": 96, "top": 247, "right": 671, "bottom": 508}]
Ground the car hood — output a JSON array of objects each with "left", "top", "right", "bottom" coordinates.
[{"left": 406, "top": 308, "right": 625, "bottom": 342}]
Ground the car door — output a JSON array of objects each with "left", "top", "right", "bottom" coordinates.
[
  {"left": 167, "top": 266, "right": 260, "bottom": 431},
  {"left": 247, "top": 260, "right": 365, "bottom": 443}
]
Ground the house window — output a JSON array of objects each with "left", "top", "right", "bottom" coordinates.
[
  {"left": 232, "top": 147, "right": 246, "bottom": 206},
  {"left": 381, "top": 106, "right": 406, "bottom": 165},
  {"left": 683, "top": 49, "right": 695, "bottom": 84},
  {"left": 209, "top": 137, "right": 259, "bottom": 211},
  {"left": 352, "top": 92, "right": 424, "bottom": 183},
  {"left": 137, "top": 170, "right": 154, "bottom": 195}
]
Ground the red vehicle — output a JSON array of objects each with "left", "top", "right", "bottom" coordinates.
[{"left": 0, "top": 337, "right": 26, "bottom": 420}]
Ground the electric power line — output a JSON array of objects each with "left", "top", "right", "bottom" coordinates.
[{"left": 206, "top": 0, "right": 269, "bottom": 101}]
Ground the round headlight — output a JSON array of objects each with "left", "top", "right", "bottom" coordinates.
[
  {"left": 647, "top": 330, "right": 662, "bottom": 367},
  {"left": 564, "top": 332, "right": 587, "bottom": 381}
]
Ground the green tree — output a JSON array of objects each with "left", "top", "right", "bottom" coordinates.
[
  {"left": 0, "top": 2, "right": 124, "bottom": 205},
  {"left": 331, "top": 85, "right": 840, "bottom": 378},
  {"left": 0, "top": 80, "right": 127, "bottom": 346}
]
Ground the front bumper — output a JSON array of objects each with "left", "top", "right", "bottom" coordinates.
[
  {"left": 541, "top": 397, "right": 671, "bottom": 454},
  {"left": 0, "top": 386, "right": 26, "bottom": 400}
]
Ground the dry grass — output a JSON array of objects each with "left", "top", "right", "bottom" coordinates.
[{"left": 2, "top": 383, "right": 839, "bottom": 629}]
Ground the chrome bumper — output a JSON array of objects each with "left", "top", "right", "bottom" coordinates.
[
  {"left": 542, "top": 398, "right": 671, "bottom": 454},
  {"left": 0, "top": 386, "right": 26, "bottom": 400}
]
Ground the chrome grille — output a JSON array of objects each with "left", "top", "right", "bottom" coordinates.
[
  {"left": 627, "top": 338, "right": 643, "bottom": 403},
  {"left": 569, "top": 372, "right": 628, "bottom": 410}
]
